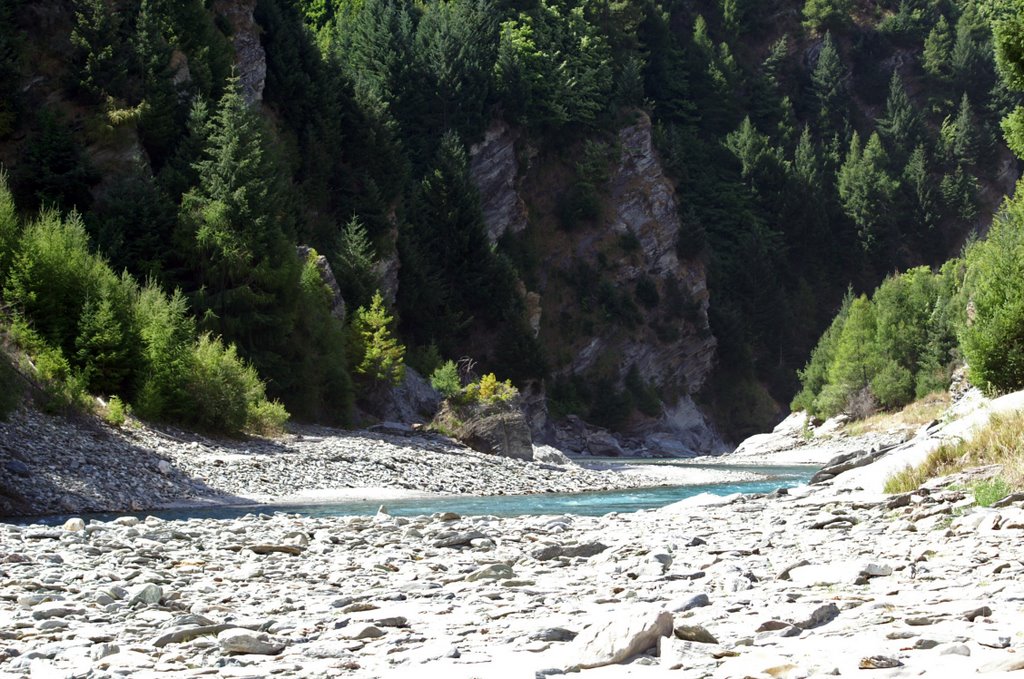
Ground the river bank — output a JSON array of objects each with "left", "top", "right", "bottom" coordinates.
[
  {"left": 0, "top": 407, "right": 761, "bottom": 518},
  {"left": 4, "top": 484, "right": 1024, "bottom": 678}
]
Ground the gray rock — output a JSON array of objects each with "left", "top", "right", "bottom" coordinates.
[
  {"left": 212, "top": 0, "right": 265, "bottom": 105},
  {"left": 433, "top": 531, "right": 486, "bottom": 548},
  {"left": 468, "top": 120, "right": 528, "bottom": 243},
  {"left": 792, "top": 603, "right": 840, "bottom": 629},
  {"left": 127, "top": 584, "right": 162, "bottom": 606},
  {"left": 938, "top": 643, "right": 971, "bottom": 656},
  {"left": 674, "top": 624, "right": 717, "bottom": 644},
  {"left": 466, "top": 564, "right": 514, "bottom": 582},
  {"left": 568, "top": 607, "right": 673, "bottom": 669},
  {"left": 5, "top": 459, "right": 30, "bottom": 477},
  {"left": 532, "top": 628, "right": 577, "bottom": 642},
  {"left": 667, "top": 594, "right": 710, "bottom": 612},
  {"left": 435, "top": 402, "right": 534, "bottom": 461},
  {"left": 217, "top": 628, "right": 284, "bottom": 655}
]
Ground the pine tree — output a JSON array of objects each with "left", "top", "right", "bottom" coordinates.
[
  {"left": 333, "top": 217, "right": 378, "bottom": 310},
  {"left": 837, "top": 132, "right": 898, "bottom": 252},
  {"left": 922, "top": 14, "right": 953, "bottom": 82},
  {"left": 940, "top": 93, "right": 985, "bottom": 167},
  {"left": 179, "top": 78, "right": 299, "bottom": 392},
  {"left": 828, "top": 294, "right": 880, "bottom": 398},
  {"left": 877, "top": 70, "right": 922, "bottom": 163},
  {"left": 811, "top": 33, "right": 850, "bottom": 142},
  {"left": 413, "top": 0, "right": 496, "bottom": 141},
  {"left": 135, "top": 0, "right": 183, "bottom": 167},
  {"left": 350, "top": 290, "right": 406, "bottom": 387},
  {"left": 903, "top": 145, "right": 939, "bottom": 234},
  {"left": 803, "top": 0, "right": 852, "bottom": 33}
]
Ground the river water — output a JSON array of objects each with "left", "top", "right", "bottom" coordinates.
[{"left": 44, "top": 462, "right": 814, "bottom": 524}]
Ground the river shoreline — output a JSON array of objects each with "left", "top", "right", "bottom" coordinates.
[{"left": 0, "top": 406, "right": 788, "bottom": 519}]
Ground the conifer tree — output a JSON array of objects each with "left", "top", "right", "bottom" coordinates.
[
  {"left": 828, "top": 294, "right": 880, "bottom": 399},
  {"left": 940, "top": 93, "right": 984, "bottom": 167},
  {"left": 922, "top": 14, "right": 953, "bottom": 82},
  {"left": 837, "top": 132, "right": 898, "bottom": 252},
  {"left": 877, "top": 70, "right": 922, "bottom": 163},
  {"left": 351, "top": 290, "right": 405, "bottom": 387},
  {"left": 179, "top": 78, "right": 299, "bottom": 392},
  {"left": 811, "top": 33, "right": 850, "bottom": 142}
]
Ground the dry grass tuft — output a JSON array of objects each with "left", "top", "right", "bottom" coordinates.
[
  {"left": 843, "top": 391, "right": 950, "bottom": 438},
  {"left": 884, "top": 409, "right": 1024, "bottom": 494}
]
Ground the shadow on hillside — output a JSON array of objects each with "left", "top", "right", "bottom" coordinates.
[{"left": 0, "top": 408, "right": 253, "bottom": 520}]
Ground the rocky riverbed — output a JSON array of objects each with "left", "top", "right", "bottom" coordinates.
[
  {"left": 0, "top": 407, "right": 760, "bottom": 518},
  {"left": 3, "top": 484, "right": 1024, "bottom": 678}
]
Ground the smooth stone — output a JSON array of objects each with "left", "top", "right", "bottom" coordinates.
[
  {"left": 128, "top": 584, "right": 163, "bottom": 606},
  {"left": 674, "top": 624, "right": 717, "bottom": 644},
  {"left": 217, "top": 629, "right": 285, "bottom": 655},
  {"left": 937, "top": 643, "right": 971, "bottom": 656},
  {"left": 667, "top": 594, "right": 710, "bottom": 612},
  {"left": 466, "top": 563, "right": 515, "bottom": 582},
  {"left": 61, "top": 518, "right": 85, "bottom": 532},
  {"left": 568, "top": 607, "right": 673, "bottom": 670}
]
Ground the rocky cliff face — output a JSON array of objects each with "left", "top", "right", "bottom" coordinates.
[
  {"left": 469, "top": 112, "right": 725, "bottom": 455},
  {"left": 213, "top": 0, "right": 266, "bottom": 105},
  {"left": 469, "top": 121, "right": 529, "bottom": 244}
]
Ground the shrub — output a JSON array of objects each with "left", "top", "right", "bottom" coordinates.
[
  {"left": 134, "top": 284, "right": 196, "bottom": 423},
  {"left": 8, "top": 318, "right": 90, "bottom": 414},
  {"left": 960, "top": 194, "right": 1024, "bottom": 392},
  {"left": 102, "top": 395, "right": 130, "bottom": 427},
  {"left": 407, "top": 343, "right": 443, "bottom": 377},
  {"left": 973, "top": 478, "right": 1011, "bottom": 507},
  {"left": 871, "top": 360, "right": 915, "bottom": 410},
  {"left": 463, "top": 373, "right": 518, "bottom": 405},
  {"left": 430, "top": 360, "right": 461, "bottom": 398},
  {"left": 189, "top": 333, "right": 287, "bottom": 435},
  {"left": 4, "top": 209, "right": 114, "bottom": 356}
]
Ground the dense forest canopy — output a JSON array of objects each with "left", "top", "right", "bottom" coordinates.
[{"left": 0, "top": 0, "right": 1021, "bottom": 439}]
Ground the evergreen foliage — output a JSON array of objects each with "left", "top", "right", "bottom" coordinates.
[
  {"left": 1, "top": 0, "right": 1021, "bottom": 439},
  {"left": 350, "top": 290, "right": 406, "bottom": 387}
]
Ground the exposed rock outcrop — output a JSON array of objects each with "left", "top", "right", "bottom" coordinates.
[
  {"left": 372, "top": 367, "right": 441, "bottom": 425},
  {"left": 468, "top": 120, "right": 528, "bottom": 243},
  {"left": 432, "top": 402, "right": 534, "bottom": 461},
  {"left": 467, "top": 113, "right": 721, "bottom": 453},
  {"left": 603, "top": 112, "right": 716, "bottom": 397},
  {"left": 213, "top": 0, "right": 266, "bottom": 105}
]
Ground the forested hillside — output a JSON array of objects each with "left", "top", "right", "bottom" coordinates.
[{"left": 0, "top": 0, "right": 1019, "bottom": 444}]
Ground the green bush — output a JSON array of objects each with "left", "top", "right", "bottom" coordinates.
[
  {"left": 463, "top": 373, "right": 518, "bottom": 405},
  {"left": 960, "top": 193, "right": 1024, "bottom": 392},
  {"left": 871, "top": 360, "right": 915, "bottom": 409},
  {"left": 4, "top": 209, "right": 114, "bottom": 356},
  {"left": 102, "top": 395, "right": 130, "bottom": 427},
  {"left": 134, "top": 284, "right": 196, "bottom": 423},
  {"left": 190, "top": 333, "right": 287, "bottom": 435},
  {"left": 430, "top": 360, "right": 461, "bottom": 399}
]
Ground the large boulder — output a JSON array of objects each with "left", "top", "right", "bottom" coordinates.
[
  {"left": 568, "top": 607, "right": 674, "bottom": 669},
  {"left": 372, "top": 367, "right": 442, "bottom": 425},
  {"left": 433, "top": 402, "right": 534, "bottom": 461}
]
